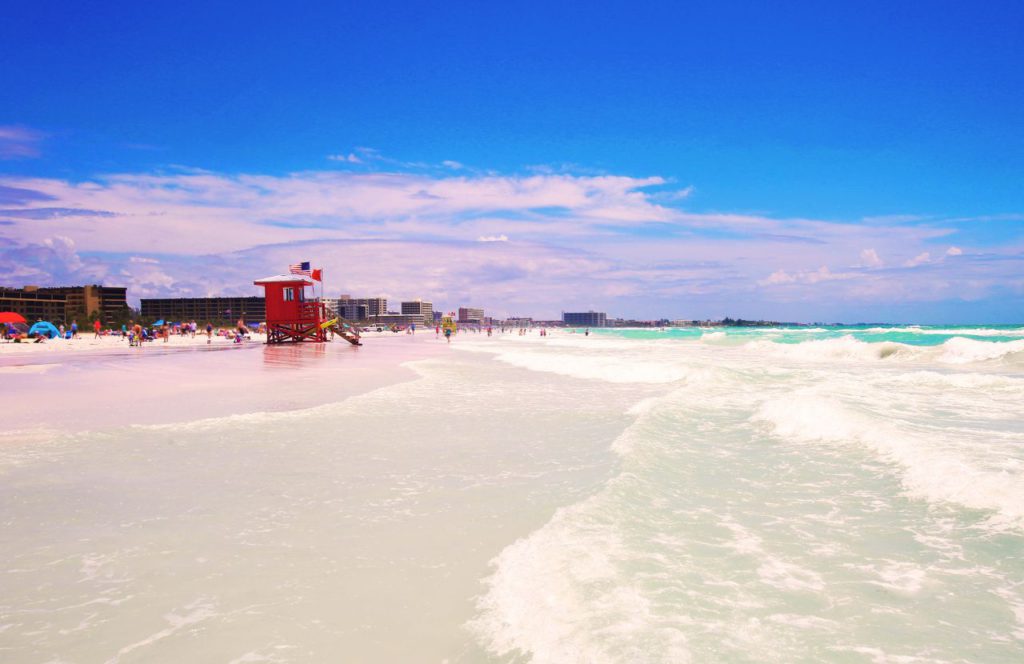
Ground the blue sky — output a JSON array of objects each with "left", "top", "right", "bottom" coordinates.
[{"left": 2, "top": 1, "right": 1023, "bottom": 322}]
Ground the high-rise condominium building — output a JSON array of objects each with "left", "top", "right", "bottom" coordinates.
[
  {"left": 400, "top": 299, "right": 433, "bottom": 326},
  {"left": 458, "top": 307, "right": 485, "bottom": 324},
  {"left": 562, "top": 311, "right": 608, "bottom": 327},
  {"left": 337, "top": 295, "right": 387, "bottom": 319}
]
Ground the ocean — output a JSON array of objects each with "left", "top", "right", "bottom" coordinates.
[{"left": 2, "top": 326, "right": 1022, "bottom": 663}]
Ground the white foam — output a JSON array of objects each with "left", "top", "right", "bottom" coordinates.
[
  {"left": 106, "top": 598, "right": 217, "bottom": 662},
  {"left": 857, "top": 326, "right": 1024, "bottom": 338},
  {"left": 469, "top": 494, "right": 692, "bottom": 664},
  {"left": 490, "top": 349, "right": 692, "bottom": 383},
  {"left": 745, "top": 335, "right": 916, "bottom": 362},
  {"left": 936, "top": 337, "right": 1024, "bottom": 364},
  {"left": 721, "top": 518, "right": 825, "bottom": 592},
  {"left": 753, "top": 392, "right": 1024, "bottom": 528}
]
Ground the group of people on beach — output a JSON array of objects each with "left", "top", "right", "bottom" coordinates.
[
  {"left": 123, "top": 319, "right": 254, "bottom": 347},
  {"left": 1, "top": 317, "right": 260, "bottom": 348},
  {"left": 425, "top": 324, "right": 555, "bottom": 342}
]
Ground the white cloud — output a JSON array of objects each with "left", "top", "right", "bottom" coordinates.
[
  {"left": 759, "top": 265, "right": 860, "bottom": 286},
  {"left": 2, "top": 164, "right": 1020, "bottom": 318},
  {"left": 858, "top": 248, "right": 883, "bottom": 268},
  {"left": 904, "top": 252, "right": 931, "bottom": 267},
  {"left": 327, "top": 153, "right": 362, "bottom": 164},
  {"left": 761, "top": 269, "right": 796, "bottom": 285}
]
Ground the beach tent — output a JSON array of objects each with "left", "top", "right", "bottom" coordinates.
[
  {"left": 28, "top": 321, "right": 60, "bottom": 338},
  {"left": 0, "top": 312, "right": 27, "bottom": 324},
  {"left": 153, "top": 319, "right": 165, "bottom": 326}
]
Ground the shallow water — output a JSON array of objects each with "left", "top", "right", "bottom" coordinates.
[{"left": 2, "top": 327, "right": 1023, "bottom": 662}]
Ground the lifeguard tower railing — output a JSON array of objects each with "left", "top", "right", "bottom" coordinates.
[{"left": 266, "top": 299, "right": 329, "bottom": 344}]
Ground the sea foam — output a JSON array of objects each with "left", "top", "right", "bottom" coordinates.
[{"left": 753, "top": 392, "right": 1024, "bottom": 528}]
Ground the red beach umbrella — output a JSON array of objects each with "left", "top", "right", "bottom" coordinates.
[{"left": 0, "top": 311, "right": 27, "bottom": 324}]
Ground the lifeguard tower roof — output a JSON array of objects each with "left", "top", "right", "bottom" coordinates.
[{"left": 253, "top": 274, "right": 315, "bottom": 286}]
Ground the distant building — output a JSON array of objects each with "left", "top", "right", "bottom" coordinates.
[
  {"left": 339, "top": 303, "right": 368, "bottom": 320},
  {"left": 562, "top": 311, "right": 608, "bottom": 327},
  {"left": 400, "top": 299, "right": 433, "bottom": 326},
  {"left": 140, "top": 297, "right": 266, "bottom": 323},
  {"left": 458, "top": 307, "right": 484, "bottom": 324},
  {"left": 0, "top": 287, "right": 68, "bottom": 323},
  {"left": 504, "top": 317, "right": 533, "bottom": 327},
  {"left": 337, "top": 295, "right": 387, "bottom": 320},
  {"left": 433, "top": 311, "right": 443, "bottom": 324},
  {"left": 0, "top": 284, "right": 128, "bottom": 325}
]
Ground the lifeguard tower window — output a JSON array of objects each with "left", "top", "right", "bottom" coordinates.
[{"left": 284, "top": 289, "right": 294, "bottom": 302}]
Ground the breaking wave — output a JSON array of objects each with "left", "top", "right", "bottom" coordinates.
[
  {"left": 753, "top": 392, "right": 1024, "bottom": 528},
  {"left": 744, "top": 335, "right": 1024, "bottom": 364}
]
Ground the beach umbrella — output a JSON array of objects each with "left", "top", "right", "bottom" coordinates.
[
  {"left": 28, "top": 321, "right": 60, "bottom": 338},
  {"left": 0, "top": 312, "right": 26, "bottom": 324},
  {"left": 153, "top": 319, "right": 164, "bottom": 326}
]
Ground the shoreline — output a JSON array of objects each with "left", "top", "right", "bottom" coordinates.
[{"left": 2, "top": 332, "right": 449, "bottom": 434}]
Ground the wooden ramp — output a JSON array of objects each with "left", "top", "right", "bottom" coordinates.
[{"left": 321, "top": 318, "right": 363, "bottom": 346}]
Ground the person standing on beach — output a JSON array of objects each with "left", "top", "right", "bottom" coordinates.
[
  {"left": 206, "top": 322, "right": 213, "bottom": 344},
  {"left": 70, "top": 320, "right": 78, "bottom": 339},
  {"left": 190, "top": 320, "right": 197, "bottom": 338},
  {"left": 93, "top": 318, "right": 102, "bottom": 338},
  {"left": 444, "top": 327, "right": 452, "bottom": 343}
]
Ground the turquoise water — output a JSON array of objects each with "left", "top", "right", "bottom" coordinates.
[
  {"left": 588, "top": 324, "right": 1024, "bottom": 347},
  {"left": 464, "top": 327, "right": 1024, "bottom": 662}
]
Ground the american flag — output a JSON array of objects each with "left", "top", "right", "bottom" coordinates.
[{"left": 289, "top": 261, "right": 311, "bottom": 276}]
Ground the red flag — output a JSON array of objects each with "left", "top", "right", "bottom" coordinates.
[{"left": 311, "top": 268, "right": 322, "bottom": 282}]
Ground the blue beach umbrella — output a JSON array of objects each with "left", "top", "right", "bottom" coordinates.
[
  {"left": 28, "top": 321, "right": 60, "bottom": 338},
  {"left": 153, "top": 319, "right": 165, "bottom": 326}
]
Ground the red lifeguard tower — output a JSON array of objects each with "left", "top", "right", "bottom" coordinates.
[{"left": 254, "top": 274, "right": 329, "bottom": 344}]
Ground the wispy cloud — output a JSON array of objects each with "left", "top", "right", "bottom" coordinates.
[
  {"left": 327, "top": 152, "right": 362, "bottom": 164},
  {"left": 0, "top": 164, "right": 1020, "bottom": 319},
  {"left": 0, "top": 125, "right": 46, "bottom": 160}
]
